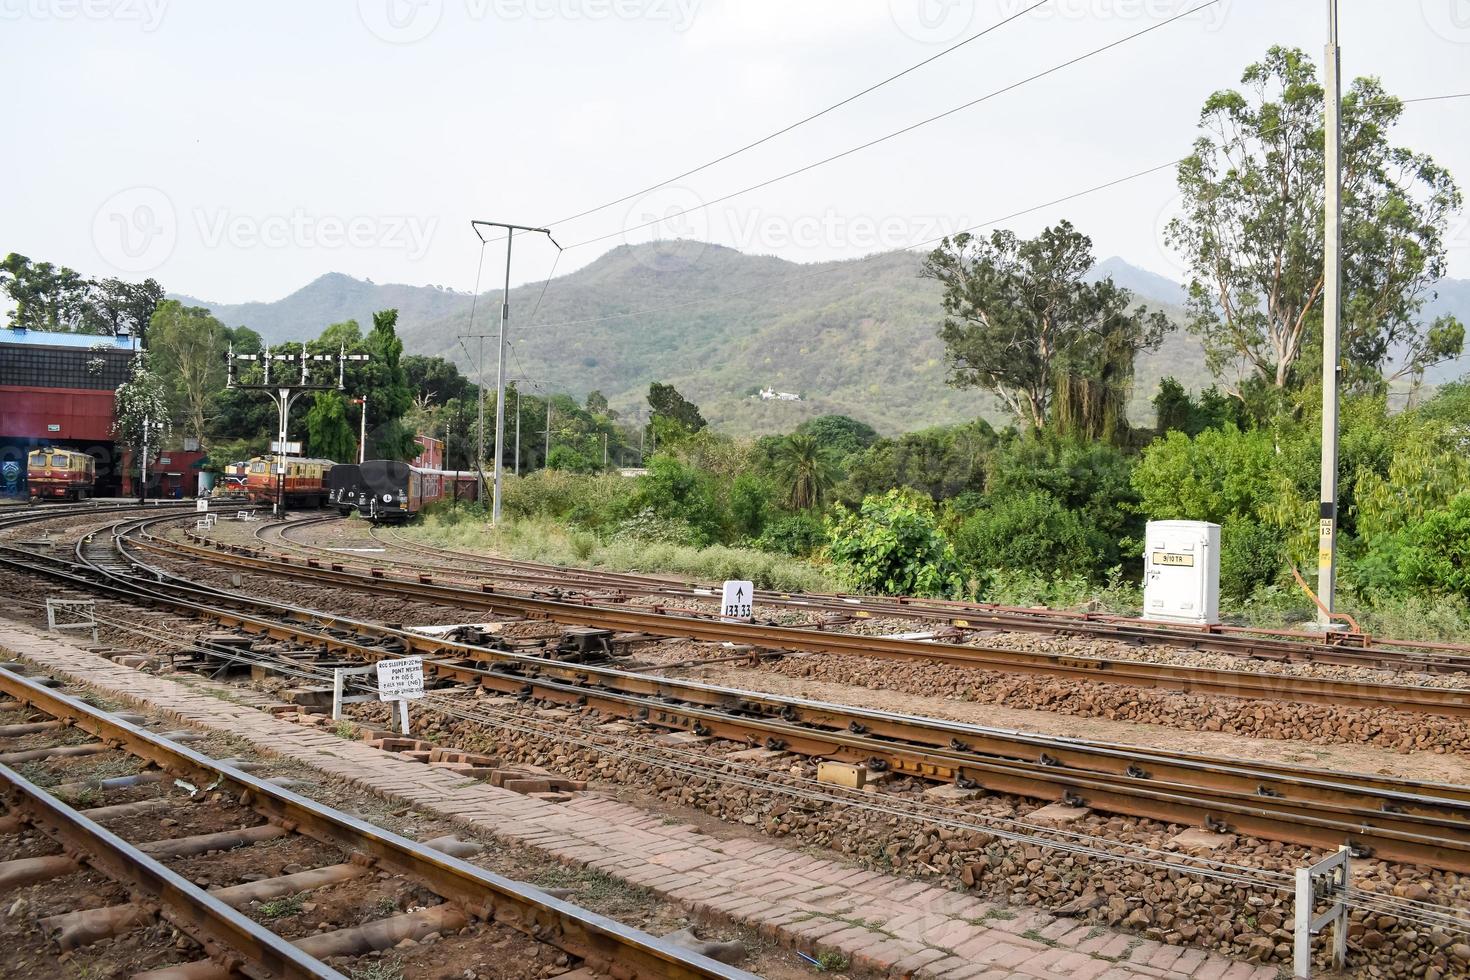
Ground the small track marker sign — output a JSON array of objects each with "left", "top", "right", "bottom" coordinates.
[
  {"left": 376, "top": 656, "right": 425, "bottom": 701},
  {"left": 721, "top": 580, "right": 754, "bottom": 621}
]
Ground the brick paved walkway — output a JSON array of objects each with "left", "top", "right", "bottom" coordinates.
[{"left": 0, "top": 623, "right": 1273, "bottom": 980}]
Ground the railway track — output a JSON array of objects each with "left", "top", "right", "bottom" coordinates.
[
  {"left": 0, "top": 662, "right": 754, "bottom": 979},
  {"left": 5, "top": 515, "right": 1470, "bottom": 873},
  {"left": 251, "top": 513, "right": 1470, "bottom": 675},
  {"left": 139, "top": 515, "right": 1470, "bottom": 720}
]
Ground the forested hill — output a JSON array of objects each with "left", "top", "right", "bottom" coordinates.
[{"left": 171, "top": 243, "right": 1469, "bottom": 436}]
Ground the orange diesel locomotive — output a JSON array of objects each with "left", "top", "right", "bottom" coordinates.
[
  {"left": 243, "top": 456, "right": 335, "bottom": 507},
  {"left": 26, "top": 448, "right": 96, "bottom": 501}
]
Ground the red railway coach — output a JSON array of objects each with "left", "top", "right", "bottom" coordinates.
[
  {"left": 27, "top": 447, "right": 96, "bottom": 501},
  {"left": 243, "top": 456, "right": 335, "bottom": 508}
]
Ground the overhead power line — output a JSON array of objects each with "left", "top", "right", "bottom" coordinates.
[
  {"left": 543, "top": 0, "right": 1048, "bottom": 231},
  {"left": 560, "top": 0, "right": 1220, "bottom": 252}
]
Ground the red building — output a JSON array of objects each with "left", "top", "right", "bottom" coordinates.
[
  {"left": 411, "top": 433, "right": 445, "bottom": 470},
  {"left": 0, "top": 328, "right": 141, "bottom": 497}
]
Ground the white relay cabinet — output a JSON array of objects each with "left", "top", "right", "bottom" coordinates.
[{"left": 1142, "top": 520, "right": 1220, "bottom": 625}]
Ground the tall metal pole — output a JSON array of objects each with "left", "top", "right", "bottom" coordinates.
[
  {"left": 470, "top": 219, "right": 559, "bottom": 523},
  {"left": 476, "top": 336, "right": 485, "bottom": 489},
  {"left": 140, "top": 416, "right": 150, "bottom": 504},
  {"left": 358, "top": 393, "right": 368, "bottom": 464},
  {"left": 544, "top": 400, "right": 552, "bottom": 467},
  {"left": 492, "top": 232, "right": 513, "bottom": 524},
  {"left": 514, "top": 388, "right": 521, "bottom": 477},
  {"left": 1317, "top": 0, "right": 1343, "bottom": 626}
]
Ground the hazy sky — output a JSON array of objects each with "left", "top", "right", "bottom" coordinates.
[{"left": 3, "top": 1, "right": 1468, "bottom": 306}]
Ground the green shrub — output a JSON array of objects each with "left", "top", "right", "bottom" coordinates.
[
  {"left": 953, "top": 491, "right": 1101, "bottom": 579},
  {"left": 827, "top": 489, "right": 965, "bottom": 598},
  {"left": 1218, "top": 517, "right": 1285, "bottom": 603},
  {"left": 757, "top": 513, "right": 827, "bottom": 556},
  {"left": 1403, "top": 493, "right": 1470, "bottom": 597},
  {"left": 728, "top": 473, "right": 775, "bottom": 539}
]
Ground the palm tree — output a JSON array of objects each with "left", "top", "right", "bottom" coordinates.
[{"left": 774, "top": 434, "right": 840, "bottom": 511}]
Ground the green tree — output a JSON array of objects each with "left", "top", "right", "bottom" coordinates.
[
  {"left": 402, "top": 354, "right": 472, "bottom": 405},
  {"left": 772, "top": 434, "right": 840, "bottom": 510},
  {"left": 304, "top": 391, "right": 357, "bottom": 462},
  {"left": 922, "top": 221, "right": 1168, "bottom": 429},
  {"left": 0, "top": 253, "right": 93, "bottom": 331},
  {"left": 794, "top": 415, "right": 879, "bottom": 456},
  {"left": 362, "top": 310, "right": 418, "bottom": 460},
  {"left": 842, "top": 420, "right": 998, "bottom": 503},
  {"left": 647, "top": 382, "right": 706, "bottom": 441},
  {"left": 1132, "top": 425, "right": 1278, "bottom": 526},
  {"left": 86, "top": 277, "right": 164, "bottom": 344},
  {"left": 827, "top": 489, "right": 965, "bottom": 598},
  {"left": 148, "top": 300, "right": 229, "bottom": 445},
  {"left": 1168, "top": 46, "right": 1463, "bottom": 389}
]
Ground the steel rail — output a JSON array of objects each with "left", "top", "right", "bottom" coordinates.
[
  {"left": 7, "top": 517, "right": 1470, "bottom": 872},
  {"left": 142, "top": 522, "right": 1470, "bottom": 719},
  {"left": 0, "top": 667, "right": 755, "bottom": 980},
  {"left": 260, "top": 516, "right": 1470, "bottom": 672},
  {"left": 0, "top": 758, "right": 347, "bottom": 980},
  {"left": 364, "top": 525, "right": 1470, "bottom": 668}
]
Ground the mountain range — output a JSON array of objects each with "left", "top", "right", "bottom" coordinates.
[{"left": 172, "top": 244, "right": 1470, "bottom": 435}]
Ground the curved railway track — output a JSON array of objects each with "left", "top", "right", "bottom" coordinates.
[
  {"left": 251, "top": 513, "right": 1470, "bottom": 674},
  {"left": 3, "top": 513, "right": 1470, "bottom": 873},
  {"left": 0, "top": 663, "right": 752, "bottom": 979},
  {"left": 143, "top": 515, "right": 1470, "bottom": 720}
]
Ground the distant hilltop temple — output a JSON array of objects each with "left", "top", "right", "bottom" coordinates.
[{"left": 757, "top": 387, "right": 801, "bottom": 402}]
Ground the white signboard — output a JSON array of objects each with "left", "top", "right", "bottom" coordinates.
[
  {"left": 720, "top": 580, "right": 754, "bottom": 621},
  {"left": 196, "top": 499, "right": 209, "bottom": 512},
  {"left": 270, "top": 440, "right": 302, "bottom": 454},
  {"left": 376, "top": 657, "right": 425, "bottom": 701}
]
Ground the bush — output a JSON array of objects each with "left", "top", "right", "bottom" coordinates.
[
  {"left": 953, "top": 491, "right": 1101, "bottom": 579},
  {"left": 728, "top": 473, "right": 774, "bottom": 539},
  {"left": 627, "top": 456, "right": 727, "bottom": 546},
  {"left": 827, "top": 489, "right": 965, "bottom": 598},
  {"left": 1218, "top": 517, "right": 1284, "bottom": 603},
  {"left": 756, "top": 513, "right": 827, "bottom": 556},
  {"left": 1403, "top": 493, "right": 1470, "bottom": 597}
]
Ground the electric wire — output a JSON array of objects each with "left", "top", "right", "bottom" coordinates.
[
  {"left": 558, "top": 1, "right": 1220, "bottom": 253},
  {"left": 541, "top": 0, "right": 1050, "bottom": 232}
]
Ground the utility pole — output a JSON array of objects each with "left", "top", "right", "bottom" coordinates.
[
  {"left": 470, "top": 219, "right": 561, "bottom": 524},
  {"left": 514, "top": 387, "right": 521, "bottom": 477},
  {"left": 603, "top": 431, "right": 608, "bottom": 469},
  {"left": 357, "top": 393, "right": 368, "bottom": 464},
  {"left": 139, "top": 415, "right": 150, "bottom": 504},
  {"left": 1317, "top": 0, "right": 1343, "bottom": 627},
  {"left": 544, "top": 400, "right": 552, "bottom": 467}
]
